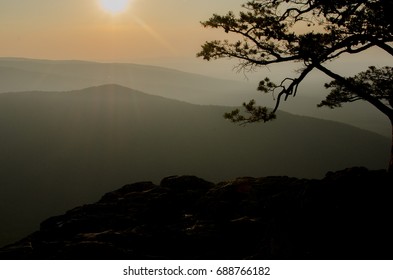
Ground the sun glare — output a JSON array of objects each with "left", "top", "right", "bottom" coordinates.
[{"left": 99, "top": 0, "right": 130, "bottom": 14}]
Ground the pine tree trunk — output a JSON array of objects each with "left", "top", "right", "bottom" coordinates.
[{"left": 389, "top": 121, "right": 393, "bottom": 174}]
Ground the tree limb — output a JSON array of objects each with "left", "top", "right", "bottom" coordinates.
[{"left": 316, "top": 64, "right": 393, "bottom": 119}]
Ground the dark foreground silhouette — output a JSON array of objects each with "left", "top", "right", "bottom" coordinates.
[{"left": 1, "top": 167, "right": 392, "bottom": 260}]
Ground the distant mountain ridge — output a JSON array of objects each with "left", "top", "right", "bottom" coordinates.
[
  {"left": 0, "top": 57, "right": 390, "bottom": 137},
  {"left": 0, "top": 57, "right": 257, "bottom": 105},
  {"left": 0, "top": 84, "right": 389, "bottom": 247}
]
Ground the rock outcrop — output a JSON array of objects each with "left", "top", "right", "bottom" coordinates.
[{"left": 1, "top": 167, "right": 392, "bottom": 260}]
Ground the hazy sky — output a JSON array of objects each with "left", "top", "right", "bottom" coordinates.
[
  {"left": 0, "top": 0, "right": 391, "bottom": 79},
  {"left": 0, "top": 1, "right": 245, "bottom": 72}
]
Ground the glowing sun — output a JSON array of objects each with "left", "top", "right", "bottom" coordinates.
[{"left": 99, "top": 0, "right": 130, "bottom": 14}]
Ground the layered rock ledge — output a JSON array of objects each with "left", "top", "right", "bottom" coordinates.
[{"left": 1, "top": 167, "right": 392, "bottom": 260}]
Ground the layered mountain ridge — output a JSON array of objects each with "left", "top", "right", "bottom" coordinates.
[
  {"left": 0, "top": 57, "right": 390, "bottom": 137},
  {"left": 0, "top": 84, "right": 389, "bottom": 248}
]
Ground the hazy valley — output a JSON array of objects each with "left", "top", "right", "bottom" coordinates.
[{"left": 0, "top": 80, "right": 390, "bottom": 247}]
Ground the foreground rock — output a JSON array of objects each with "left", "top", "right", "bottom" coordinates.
[{"left": 1, "top": 168, "right": 392, "bottom": 259}]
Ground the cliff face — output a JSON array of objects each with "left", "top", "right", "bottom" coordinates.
[{"left": 1, "top": 167, "right": 392, "bottom": 260}]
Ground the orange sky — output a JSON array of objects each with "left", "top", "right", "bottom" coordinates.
[
  {"left": 0, "top": 1, "right": 243, "bottom": 61},
  {"left": 0, "top": 0, "right": 391, "bottom": 79}
]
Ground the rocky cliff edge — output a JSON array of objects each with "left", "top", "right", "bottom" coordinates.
[{"left": 1, "top": 167, "right": 392, "bottom": 260}]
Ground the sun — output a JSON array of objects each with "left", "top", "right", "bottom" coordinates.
[{"left": 99, "top": 0, "right": 130, "bottom": 14}]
